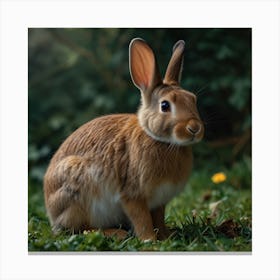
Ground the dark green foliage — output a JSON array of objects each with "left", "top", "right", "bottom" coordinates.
[{"left": 28, "top": 28, "right": 251, "bottom": 181}]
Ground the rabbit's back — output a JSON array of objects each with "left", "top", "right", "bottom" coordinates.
[{"left": 50, "top": 114, "right": 134, "bottom": 163}]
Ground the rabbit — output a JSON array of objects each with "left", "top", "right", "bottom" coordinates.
[{"left": 43, "top": 38, "right": 204, "bottom": 242}]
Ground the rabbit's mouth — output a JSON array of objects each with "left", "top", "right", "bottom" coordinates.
[
  {"left": 172, "top": 120, "right": 204, "bottom": 146},
  {"left": 172, "top": 135, "right": 203, "bottom": 146}
]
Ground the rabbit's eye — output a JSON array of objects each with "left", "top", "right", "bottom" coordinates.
[{"left": 161, "top": 100, "right": 171, "bottom": 112}]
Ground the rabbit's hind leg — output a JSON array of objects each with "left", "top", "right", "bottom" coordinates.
[
  {"left": 47, "top": 188, "right": 92, "bottom": 234},
  {"left": 45, "top": 155, "right": 95, "bottom": 233}
]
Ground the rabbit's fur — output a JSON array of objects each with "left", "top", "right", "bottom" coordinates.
[{"left": 44, "top": 38, "right": 204, "bottom": 241}]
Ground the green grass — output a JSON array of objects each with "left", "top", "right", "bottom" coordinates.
[{"left": 28, "top": 157, "right": 251, "bottom": 252}]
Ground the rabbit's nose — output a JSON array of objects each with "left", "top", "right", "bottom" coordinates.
[{"left": 186, "top": 120, "right": 201, "bottom": 135}]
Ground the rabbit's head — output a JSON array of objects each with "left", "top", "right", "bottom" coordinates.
[{"left": 129, "top": 38, "right": 204, "bottom": 146}]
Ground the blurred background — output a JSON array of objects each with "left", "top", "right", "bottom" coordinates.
[{"left": 28, "top": 28, "right": 251, "bottom": 184}]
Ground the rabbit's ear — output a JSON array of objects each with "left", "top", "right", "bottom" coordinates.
[
  {"left": 129, "top": 38, "right": 162, "bottom": 92},
  {"left": 164, "top": 40, "right": 185, "bottom": 85}
]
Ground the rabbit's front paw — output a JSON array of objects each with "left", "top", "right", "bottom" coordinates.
[{"left": 138, "top": 231, "right": 157, "bottom": 242}]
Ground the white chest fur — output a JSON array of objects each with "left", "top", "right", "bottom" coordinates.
[
  {"left": 90, "top": 182, "right": 186, "bottom": 228},
  {"left": 148, "top": 182, "right": 185, "bottom": 210},
  {"left": 91, "top": 189, "right": 126, "bottom": 229}
]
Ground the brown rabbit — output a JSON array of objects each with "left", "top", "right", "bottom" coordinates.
[{"left": 44, "top": 38, "right": 204, "bottom": 241}]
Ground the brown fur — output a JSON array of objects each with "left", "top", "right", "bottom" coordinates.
[{"left": 44, "top": 38, "right": 204, "bottom": 241}]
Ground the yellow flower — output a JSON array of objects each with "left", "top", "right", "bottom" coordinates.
[{"left": 211, "top": 172, "right": 226, "bottom": 184}]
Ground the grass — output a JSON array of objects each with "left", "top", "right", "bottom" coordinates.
[{"left": 28, "top": 156, "right": 251, "bottom": 252}]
